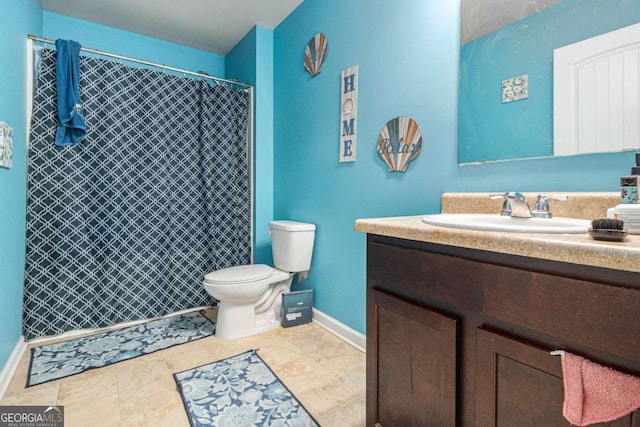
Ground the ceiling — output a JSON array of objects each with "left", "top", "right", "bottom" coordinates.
[
  {"left": 461, "top": 0, "right": 565, "bottom": 44},
  {"left": 41, "top": 0, "right": 565, "bottom": 54},
  {"left": 40, "top": 0, "right": 303, "bottom": 55}
]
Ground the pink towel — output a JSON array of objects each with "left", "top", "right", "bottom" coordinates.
[{"left": 560, "top": 352, "right": 640, "bottom": 426}]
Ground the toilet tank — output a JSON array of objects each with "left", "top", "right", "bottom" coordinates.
[{"left": 269, "top": 220, "right": 316, "bottom": 273}]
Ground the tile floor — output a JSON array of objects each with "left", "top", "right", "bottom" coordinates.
[{"left": 0, "top": 310, "right": 366, "bottom": 426}]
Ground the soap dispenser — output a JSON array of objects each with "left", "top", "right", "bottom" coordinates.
[{"left": 621, "top": 153, "right": 640, "bottom": 204}]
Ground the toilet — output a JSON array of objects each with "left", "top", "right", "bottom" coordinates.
[{"left": 203, "top": 220, "right": 316, "bottom": 340}]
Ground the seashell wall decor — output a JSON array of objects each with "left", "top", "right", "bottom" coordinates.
[
  {"left": 376, "top": 116, "right": 423, "bottom": 172},
  {"left": 304, "top": 33, "right": 328, "bottom": 77}
]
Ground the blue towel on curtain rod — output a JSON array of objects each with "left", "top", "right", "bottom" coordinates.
[{"left": 54, "top": 39, "right": 86, "bottom": 147}]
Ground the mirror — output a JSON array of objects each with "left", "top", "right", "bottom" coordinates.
[{"left": 458, "top": 0, "right": 640, "bottom": 164}]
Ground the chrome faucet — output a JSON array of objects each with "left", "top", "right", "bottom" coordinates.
[
  {"left": 531, "top": 194, "right": 568, "bottom": 218},
  {"left": 489, "top": 192, "right": 532, "bottom": 218}
]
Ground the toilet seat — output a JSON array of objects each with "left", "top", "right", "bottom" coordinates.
[{"left": 204, "top": 264, "right": 273, "bottom": 285}]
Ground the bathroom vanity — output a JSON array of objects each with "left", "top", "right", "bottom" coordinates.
[{"left": 356, "top": 193, "right": 640, "bottom": 427}]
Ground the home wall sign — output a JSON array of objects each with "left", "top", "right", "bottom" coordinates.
[
  {"left": 304, "top": 33, "right": 328, "bottom": 77},
  {"left": 376, "top": 116, "right": 423, "bottom": 172},
  {"left": 340, "top": 65, "right": 358, "bottom": 162}
]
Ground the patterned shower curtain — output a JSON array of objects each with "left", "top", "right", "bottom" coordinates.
[{"left": 23, "top": 49, "right": 251, "bottom": 340}]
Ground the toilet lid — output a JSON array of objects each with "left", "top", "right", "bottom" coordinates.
[{"left": 203, "top": 264, "right": 273, "bottom": 285}]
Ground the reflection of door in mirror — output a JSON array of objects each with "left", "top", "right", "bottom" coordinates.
[
  {"left": 554, "top": 23, "right": 640, "bottom": 156},
  {"left": 459, "top": 0, "right": 640, "bottom": 164}
]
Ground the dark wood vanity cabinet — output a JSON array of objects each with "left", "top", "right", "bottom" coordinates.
[
  {"left": 475, "top": 330, "right": 637, "bottom": 427},
  {"left": 365, "top": 234, "right": 640, "bottom": 427},
  {"left": 367, "top": 289, "right": 457, "bottom": 426}
]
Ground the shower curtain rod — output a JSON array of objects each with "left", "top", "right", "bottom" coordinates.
[{"left": 27, "top": 34, "right": 252, "bottom": 89}]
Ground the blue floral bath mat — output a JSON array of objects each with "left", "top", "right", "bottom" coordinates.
[
  {"left": 28, "top": 311, "right": 214, "bottom": 387},
  {"left": 174, "top": 350, "right": 320, "bottom": 427}
]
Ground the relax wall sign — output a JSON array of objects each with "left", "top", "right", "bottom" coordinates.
[
  {"left": 339, "top": 65, "right": 358, "bottom": 163},
  {"left": 376, "top": 116, "right": 423, "bottom": 172}
]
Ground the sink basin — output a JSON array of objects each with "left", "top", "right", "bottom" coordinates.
[{"left": 421, "top": 214, "right": 590, "bottom": 234}]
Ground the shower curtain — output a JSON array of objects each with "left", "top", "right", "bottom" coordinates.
[{"left": 23, "top": 49, "right": 251, "bottom": 340}]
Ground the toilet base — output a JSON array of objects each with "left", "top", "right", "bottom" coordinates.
[
  {"left": 214, "top": 302, "right": 257, "bottom": 340},
  {"left": 213, "top": 282, "right": 290, "bottom": 340}
]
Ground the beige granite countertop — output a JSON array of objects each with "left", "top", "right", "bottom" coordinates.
[{"left": 355, "top": 192, "right": 640, "bottom": 274}]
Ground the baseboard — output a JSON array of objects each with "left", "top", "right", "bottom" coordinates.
[
  {"left": 312, "top": 308, "right": 366, "bottom": 353},
  {"left": 0, "top": 336, "right": 28, "bottom": 400}
]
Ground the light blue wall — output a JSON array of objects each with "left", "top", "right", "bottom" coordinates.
[
  {"left": 274, "top": 0, "right": 460, "bottom": 333},
  {"left": 459, "top": 0, "right": 640, "bottom": 163},
  {"left": 0, "top": 0, "right": 42, "bottom": 371},
  {"left": 226, "top": 26, "right": 275, "bottom": 265},
  {"left": 42, "top": 12, "right": 225, "bottom": 77},
  {"left": 274, "top": 0, "right": 638, "bottom": 335}
]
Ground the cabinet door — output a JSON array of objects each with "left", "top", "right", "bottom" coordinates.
[
  {"left": 367, "top": 289, "right": 458, "bottom": 427},
  {"left": 476, "top": 329, "right": 636, "bottom": 427}
]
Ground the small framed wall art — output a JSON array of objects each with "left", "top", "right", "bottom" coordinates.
[
  {"left": 0, "top": 121, "right": 13, "bottom": 169},
  {"left": 502, "top": 74, "right": 528, "bottom": 103}
]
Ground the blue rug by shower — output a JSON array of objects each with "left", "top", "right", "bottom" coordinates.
[
  {"left": 28, "top": 311, "right": 214, "bottom": 387},
  {"left": 175, "top": 350, "right": 320, "bottom": 427}
]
